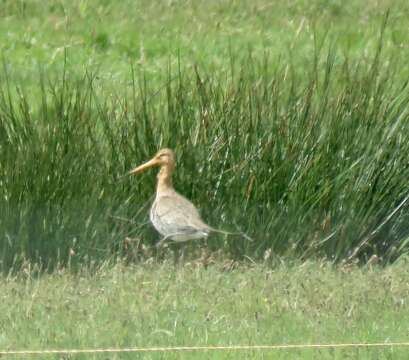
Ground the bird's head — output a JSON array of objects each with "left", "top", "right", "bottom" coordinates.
[{"left": 129, "top": 148, "right": 175, "bottom": 175}]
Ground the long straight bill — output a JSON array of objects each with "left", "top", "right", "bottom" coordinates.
[{"left": 128, "top": 158, "right": 160, "bottom": 175}]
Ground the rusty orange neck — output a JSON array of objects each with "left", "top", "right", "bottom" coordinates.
[{"left": 156, "top": 163, "right": 174, "bottom": 193}]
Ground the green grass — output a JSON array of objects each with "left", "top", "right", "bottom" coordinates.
[
  {"left": 2, "top": 2, "right": 409, "bottom": 358},
  {"left": 3, "top": 2, "right": 409, "bottom": 358},
  {"left": 1, "top": 260, "right": 409, "bottom": 359},
  {"left": 2, "top": 0, "right": 409, "bottom": 88},
  {"left": 1, "top": 3, "right": 409, "bottom": 269},
  {"left": 2, "top": 35, "right": 409, "bottom": 269}
]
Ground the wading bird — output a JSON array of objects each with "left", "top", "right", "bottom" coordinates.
[{"left": 129, "top": 148, "right": 214, "bottom": 247}]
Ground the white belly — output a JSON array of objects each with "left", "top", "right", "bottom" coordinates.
[{"left": 168, "top": 231, "right": 209, "bottom": 242}]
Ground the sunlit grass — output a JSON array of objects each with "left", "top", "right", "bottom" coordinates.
[
  {"left": 1, "top": 260, "right": 409, "bottom": 359},
  {"left": 1, "top": 0, "right": 409, "bottom": 89}
]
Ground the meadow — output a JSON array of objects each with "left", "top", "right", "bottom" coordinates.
[
  {"left": 2, "top": 260, "right": 409, "bottom": 359},
  {"left": 1, "top": 0, "right": 409, "bottom": 358}
]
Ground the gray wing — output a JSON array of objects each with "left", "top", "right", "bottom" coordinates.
[{"left": 150, "top": 193, "right": 212, "bottom": 236}]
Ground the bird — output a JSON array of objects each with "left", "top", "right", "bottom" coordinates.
[{"left": 129, "top": 148, "right": 214, "bottom": 247}]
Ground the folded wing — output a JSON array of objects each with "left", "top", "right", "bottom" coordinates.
[{"left": 150, "top": 193, "right": 212, "bottom": 240}]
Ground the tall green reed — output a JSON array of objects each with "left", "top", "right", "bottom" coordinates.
[{"left": 1, "top": 45, "right": 409, "bottom": 271}]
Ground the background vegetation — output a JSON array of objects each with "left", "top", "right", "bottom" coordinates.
[
  {"left": 1, "top": 1, "right": 409, "bottom": 358},
  {"left": 2, "top": 0, "right": 409, "bottom": 270}
]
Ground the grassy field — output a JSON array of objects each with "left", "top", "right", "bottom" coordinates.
[
  {"left": 2, "top": 1, "right": 409, "bottom": 269},
  {"left": 1, "top": 1, "right": 409, "bottom": 357},
  {"left": 1, "top": 260, "right": 409, "bottom": 359},
  {"left": 2, "top": 0, "right": 409, "bottom": 87}
]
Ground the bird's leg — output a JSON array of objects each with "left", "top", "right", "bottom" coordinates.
[
  {"left": 155, "top": 235, "right": 185, "bottom": 266},
  {"left": 172, "top": 242, "right": 184, "bottom": 266},
  {"left": 201, "top": 237, "right": 210, "bottom": 269},
  {"left": 174, "top": 245, "right": 179, "bottom": 266},
  {"left": 154, "top": 236, "right": 177, "bottom": 264},
  {"left": 156, "top": 236, "right": 170, "bottom": 248},
  {"left": 156, "top": 233, "right": 179, "bottom": 248}
]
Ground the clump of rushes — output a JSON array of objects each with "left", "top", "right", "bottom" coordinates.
[{"left": 1, "top": 42, "right": 409, "bottom": 271}]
